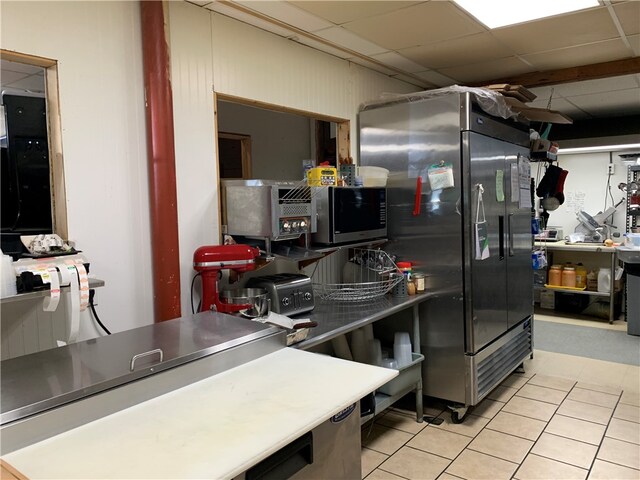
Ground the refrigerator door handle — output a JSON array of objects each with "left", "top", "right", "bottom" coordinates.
[
  {"left": 498, "top": 215, "right": 505, "bottom": 260},
  {"left": 508, "top": 213, "right": 515, "bottom": 257}
]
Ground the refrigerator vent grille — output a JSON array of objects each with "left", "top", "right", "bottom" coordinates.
[{"left": 476, "top": 324, "right": 532, "bottom": 399}]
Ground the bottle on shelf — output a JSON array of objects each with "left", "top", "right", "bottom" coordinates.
[
  {"left": 586, "top": 269, "right": 598, "bottom": 291},
  {"left": 561, "top": 266, "right": 576, "bottom": 288},
  {"left": 575, "top": 263, "right": 587, "bottom": 289},
  {"left": 548, "top": 265, "right": 562, "bottom": 286}
]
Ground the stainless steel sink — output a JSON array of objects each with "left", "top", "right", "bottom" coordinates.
[{"left": 616, "top": 246, "right": 640, "bottom": 264}]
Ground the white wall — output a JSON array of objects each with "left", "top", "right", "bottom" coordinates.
[
  {"left": 1, "top": 1, "right": 152, "bottom": 335},
  {"left": 541, "top": 151, "right": 630, "bottom": 239},
  {"left": 217, "top": 101, "right": 312, "bottom": 180},
  {"left": 168, "top": 1, "right": 417, "bottom": 315},
  {"left": 1, "top": 1, "right": 417, "bottom": 337}
]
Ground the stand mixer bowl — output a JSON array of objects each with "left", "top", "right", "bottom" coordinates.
[{"left": 219, "top": 288, "right": 269, "bottom": 317}]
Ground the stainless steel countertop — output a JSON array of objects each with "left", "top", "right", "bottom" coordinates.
[
  {"left": 294, "top": 293, "right": 432, "bottom": 350},
  {"left": 1, "top": 312, "right": 281, "bottom": 426}
]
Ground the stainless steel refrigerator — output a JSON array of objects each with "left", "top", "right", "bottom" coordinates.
[{"left": 359, "top": 91, "right": 533, "bottom": 421}]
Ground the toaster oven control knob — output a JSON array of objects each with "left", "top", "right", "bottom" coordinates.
[
  {"left": 281, "top": 297, "right": 290, "bottom": 306},
  {"left": 282, "top": 221, "right": 291, "bottom": 232},
  {"left": 303, "top": 292, "right": 312, "bottom": 301},
  {"left": 299, "top": 220, "right": 307, "bottom": 230}
]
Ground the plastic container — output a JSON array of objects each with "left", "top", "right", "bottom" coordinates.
[
  {"left": 378, "top": 353, "right": 424, "bottom": 396},
  {"left": 598, "top": 268, "right": 611, "bottom": 293},
  {"left": 548, "top": 265, "right": 563, "bottom": 286},
  {"left": 393, "top": 332, "right": 412, "bottom": 368},
  {"left": 575, "top": 264, "right": 587, "bottom": 289},
  {"left": 0, "top": 254, "right": 17, "bottom": 298},
  {"left": 358, "top": 166, "right": 389, "bottom": 187},
  {"left": 624, "top": 233, "right": 640, "bottom": 247},
  {"left": 397, "top": 262, "right": 412, "bottom": 279},
  {"left": 413, "top": 273, "right": 426, "bottom": 293},
  {"left": 369, "top": 339, "right": 382, "bottom": 367},
  {"left": 562, "top": 266, "right": 576, "bottom": 288}
]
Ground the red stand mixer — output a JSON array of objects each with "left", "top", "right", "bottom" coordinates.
[{"left": 193, "top": 244, "right": 261, "bottom": 313}]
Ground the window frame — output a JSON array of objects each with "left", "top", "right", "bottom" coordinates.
[{"left": 1, "top": 49, "right": 68, "bottom": 239}]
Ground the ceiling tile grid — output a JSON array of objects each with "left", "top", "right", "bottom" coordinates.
[{"left": 183, "top": 1, "right": 640, "bottom": 120}]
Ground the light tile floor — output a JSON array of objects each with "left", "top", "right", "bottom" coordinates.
[{"left": 361, "top": 349, "right": 640, "bottom": 480}]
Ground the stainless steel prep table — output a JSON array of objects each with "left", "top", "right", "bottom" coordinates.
[
  {"left": 294, "top": 292, "right": 433, "bottom": 422},
  {"left": 295, "top": 293, "right": 433, "bottom": 350}
]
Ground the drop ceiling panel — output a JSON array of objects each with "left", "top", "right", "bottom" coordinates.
[
  {"left": 369, "top": 51, "right": 427, "bottom": 73},
  {"left": 530, "top": 74, "right": 640, "bottom": 99},
  {"left": 438, "top": 56, "right": 533, "bottom": 84},
  {"left": 342, "top": 2, "right": 484, "bottom": 51},
  {"left": 0, "top": 70, "right": 30, "bottom": 85},
  {"left": 522, "top": 39, "right": 630, "bottom": 70},
  {"left": 413, "top": 70, "right": 458, "bottom": 87},
  {"left": 1, "top": 60, "right": 43, "bottom": 75},
  {"left": 288, "top": 1, "right": 420, "bottom": 26},
  {"left": 567, "top": 89, "right": 640, "bottom": 116},
  {"left": 237, "top": 1, "right": 333, "bottom": 32},
  {"left": 613, "top": 1, "right": 640, "bottom": 36},
  {"left": 314, "top": 26, "right": 388, "bottom": 56},
  {"left": 491, "top": 7, "right": 619, "bottom": 55},
  {"left": 5, "top": 74, "right": 45, "bottom": 93},
  {"left": 398, "top": 32, "right": 514, "bottom": 69},
  {"left": 528, "top": 96, "right": 589, "bottom": 120}
]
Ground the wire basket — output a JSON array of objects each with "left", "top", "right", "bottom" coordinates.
[{"left": 313, "top": 249, "right": 402, "bottom": 301}]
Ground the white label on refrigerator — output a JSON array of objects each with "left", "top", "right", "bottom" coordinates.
[
  {"left": 510, "top": 164, "right": 519, "bottom": 203},
  {"left": 427, "top": 162, "right": 454, "bottom": 190},
  {"left": 518, "top": 156, "right": 532, "bottom": 208}
]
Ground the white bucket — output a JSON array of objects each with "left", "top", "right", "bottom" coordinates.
[
  {"left": 358, "top": 166, "right": 389, "bottom": 187},
  {"left": 597, "top": 268, "right": 611, "bottom": 293}
]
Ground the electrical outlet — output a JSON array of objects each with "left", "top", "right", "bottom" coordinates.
[{"left": 608, "top": 164, "right": 615, "bottom": 175}]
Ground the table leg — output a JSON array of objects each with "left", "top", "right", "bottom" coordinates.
[
  {"left": 416, "top": 378, "right": 423, "bottom": 423},
  {"left": 610, "top": 252, "right": 615, "bottom": 324},
  {"left": 412, "top": 305, "right": 420, "bottom": 355}
]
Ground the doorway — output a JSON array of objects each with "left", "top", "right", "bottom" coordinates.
[{"left": 218, "top": 132, "right": 251, "bottom": 179}]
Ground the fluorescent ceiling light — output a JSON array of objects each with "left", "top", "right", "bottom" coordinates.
[
  {"left": 453, "top": 0, "right": 599, "bottom": 29},
  {"left": 558, "top": 144, "right": 640, "bottom": 154}
]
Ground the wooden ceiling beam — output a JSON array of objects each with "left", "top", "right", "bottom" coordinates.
[{"left": 470, "top": 57, "right": 640, "bottom": 88}]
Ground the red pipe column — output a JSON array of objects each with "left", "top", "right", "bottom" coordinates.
[{"left": 140, "top": 1, "right": 181, "bottom": 322}]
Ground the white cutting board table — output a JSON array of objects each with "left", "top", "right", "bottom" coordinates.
[{"left": 2, "top": 348, "right": 396, "bottom": 479}]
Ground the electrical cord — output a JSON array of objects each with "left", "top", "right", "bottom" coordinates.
[
  {"left": 190, "top": 272, "right": 202, "bottom": 314},
  {"left": 89, "top": 289, "right": 111, "bottom": 335}
]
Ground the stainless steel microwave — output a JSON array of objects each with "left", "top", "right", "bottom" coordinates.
[{"left": 312, "top": 187, "right": 387, "bottom": 245}]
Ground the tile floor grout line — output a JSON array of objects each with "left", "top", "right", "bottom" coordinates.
[
  {"left": 403, "top": 444, "right": 457, "bottom": 463},
  {"left": 370, "top": 466, "right": 412, "bottom": 480},
  {"left": 513, "top": 392, "right": 567, "bottom": 407},
  {"left": 540, "top": 425, "right": 605, "bottom": 447},
  {"left": 483, "top": 425, "right": 545, "bottom": 443},
  {"left": 464, "top": 444, "right": 529, "bottom": 467},
  {"left": 520, "top": 451, "right": 591, "bottom": 473},
  {"left": 581, "top": 392, "right": 627, "bottom": 477}
]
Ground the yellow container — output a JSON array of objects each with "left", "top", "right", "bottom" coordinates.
[{"left": 307, "top": 167, "right": 337, "bottom": 186}]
